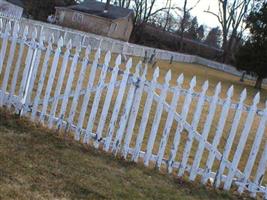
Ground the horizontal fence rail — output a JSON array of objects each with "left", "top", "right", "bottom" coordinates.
[{"left": 0, "top": 17, "right": 267, "bottom": 199}]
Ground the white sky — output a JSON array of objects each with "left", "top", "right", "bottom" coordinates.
[{"left": 155, "top": 0, "right": 220, "bottom": 28}]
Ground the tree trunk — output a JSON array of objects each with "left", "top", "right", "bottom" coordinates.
[{"left": 255, "top": 76, "right": 263, "bottom": 90}]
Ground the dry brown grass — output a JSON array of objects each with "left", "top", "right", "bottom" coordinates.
[{"left": 0, "top": 109, "right": 253, "bottom": 200}]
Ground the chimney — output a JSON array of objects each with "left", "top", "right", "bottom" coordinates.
[{"left": 104, "top": 0, "right": 110, "bottom": 13}]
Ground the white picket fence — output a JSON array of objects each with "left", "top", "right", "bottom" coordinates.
[{"left": 0, "top": 19, "right": 267, "bottom": 199}]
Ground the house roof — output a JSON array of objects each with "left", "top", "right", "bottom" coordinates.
[
  {"left": 6, "top": 0, "right": 24, "bottom": 8},
  {"left": 67, "top": 0, "right": 133, "bottom": 20}
]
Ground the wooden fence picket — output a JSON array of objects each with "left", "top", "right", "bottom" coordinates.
[
  {"left": 144, "top": 70, "right": 171, "bottom": 166},
  {"left": 8, "top": 26, "right": 28, "bottom": 108},
  {"left": 0, "top": 20, "right": 10, "bottom": 74},
  {"left": 0, "top": 22, "right": 19, "bottom": 106},
  {"left": 132, "top": 67, "right": 159, "bottom": 162},
  {"left": 31, "top": 35, "right": 54, "bottom": 120},
  {"left": 57, "top": 43, "right": 81, "bottom": 129},
  {"left": 93, "top": 55, "right": 121, "bottom": 148},
  {"left": 223, "top": 93, "right": 260, "bottom": 190},
  {"left": 167, "top": 76, "right": 196, "bottom": 173},
  {"left": 178, "top": 80, "right": 209, "bottom": 177},
  {"left": 251, "top": 142, "right": 267, "bottom": 198},
  {"left": 18, "top": 28, "right": 37, "bottom": 102},
  {"left": 76, "top": 48, "right": 101, "bottom": 138},
  {"left": 24, "top": 34, "right": 44, "bottom": 108},
  {"left": 156, "top": 74, "right": 184, "bottom": 169},
  {"left": 112, "top": 62, "right": 142, "bottom": 155},
  {"left": 202, "top": 85, "right": 234, "bottom": 184},
  {"left": 83, "top": 51, "right": 111, "bottom": 144},
  {"left": 103, "top": 58, "right": 132, "bottom": 152},
  {"left": 238, "top": 101, "right": 267, "bottom": 193},
  {"left": 39, "top": 37, "right": 63, "bottom": 122},
  {"left": 122, "top": 65, "right": 147, "bottom": 159},
  {"left": 68, "top": 45, "right": 91, "bottom": 136},
  {"left": 189, "top": 82, "right": 221, "bottom": 181},
  {"left": 214, "top": 89, "right": 247, "bottom": 188},
  {"left": 48, "top": 39, "right": 72, "bottom": 128}
]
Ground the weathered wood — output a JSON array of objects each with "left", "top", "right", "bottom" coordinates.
[
  {"left": 57, "top": 43, "right": 81, "bottom": 129},
  {"left": 167, "top": 76, "right": 196, "bottom": 173},
  {"left": 39, "top": 37, "right": 63, "bottom": 122},
  {"left": 31, "top": 35, "right": 54, "bottom": 120},
  {"left": 8, "top": 26, "right": 28, "bottom": 108},
  {"left": 251, "top": 142, "right": 267, "bottom": 198},
  {"left": 144, "top": 70, "right": 171, "bottom": 166},
  {"left": 189, "top": 82, "right": 221, "bottom": 181},
  {"left": 202, "top": 86, "right": 233, "bottom": 184},
  {"left": 122, "top": 65, "right": 147, "bottom": 159},
  {"left": 238, "top": 101, "right": 267, "bottom": 193},
  {"left": 76, "top": 48, "right": 101, "bottom": 139},
  {"left": 178, "top": 80, "right": 209, "bottom": 177},
  {"left": 214, "top": 89, "right": 247, "bottom": 188},
  {"left": 132, "top": 67, "right": 159, "bottom": 162},
  {"left": 68, "top": 45, "right": 91, "bottom": 138},
  {"left": 83, "top": 51, "right": 111, "bottom": 144},
  {"left": 0, "top": 22, "right": 19, "bottom": 106},
  {"left": 94, "top": 55, "right": 121, "bottom": 148},
  {"left": 103, "top": 58, "right": 132, "bottom": 152},
  {"left": 223, "top": 93, "right": 260, "bottom": 190},
  {"left": 48, "top": 40, "right": 72, "bottom": 128},
  {"left": 112, "top": 62, "right": 142, "bottom": 155},
  {"left": 0, "top": 20, "right": 10, "bottom": 74},
  {"left": 156, "top": 74, "right": 184, "bottom": 169}
]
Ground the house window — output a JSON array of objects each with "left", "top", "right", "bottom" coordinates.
[{"left": 72, "top": 12, "right": 84, "bottom": 24}]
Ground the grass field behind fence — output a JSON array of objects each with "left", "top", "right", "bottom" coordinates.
[{"left": 0, "top": 40, "right": 266, "bottom": 187}]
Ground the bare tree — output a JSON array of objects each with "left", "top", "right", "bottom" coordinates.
[
  {"left": 205, "top": 0, "right": 255, "bottom": 62},
  {"left": 177, "top": 0, "right": 201, "bottom": 51}
]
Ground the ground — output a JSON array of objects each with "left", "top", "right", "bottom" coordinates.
[{"left": 0, "top": 109, "right": 253, "bottom": 200}]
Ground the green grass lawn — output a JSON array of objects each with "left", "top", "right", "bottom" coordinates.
[{"left": 0, "top": 109, "right": 252, "bottom": 200}]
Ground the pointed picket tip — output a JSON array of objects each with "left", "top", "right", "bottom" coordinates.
[
  {"left": 134, "top": 61, "right": 142, "bottom": 77},
  {"left": 6, "top": 21, "right": 12, "bottom": 32},
  {"left": 39, "top": 34, "right": 45, "bottom": 46},
  {"left": 176, "top": 74, "right": 184, "bottom": 85},
  {"left": 253, "top": 92, "right": 260, "bottom": 105},
  {"left": 13, "top": 23, "right": 20, "bottom": 36},
  {"left": 152, "top": 67, "right": 160, "bottom": 81},
  {"left": 215, "top": 82, "right": 222, "bottom": 94},
  {"left": 141, "top": 64, "right": 148, "bottom": 79},
  {"left": 85, "top": 45, "right": 91, "bottom": 57},
  {"left": 23, "top": 26, "right": 29, "bottom": 38},
  {"left": 50, "top": 34, "right": 55, "bottom": 44},
  {"left": 57, "top": 37, "right": 64, "bottom": 48},
  {"left": 227, "top": 85, "right": 234, "bottom": 98},
  {"left": 240, "top": 89, "right": 247, "bottom": 102},
  {"left": 202, "top": 80, "right": 209, "bottom": 92},
  {"left": 66, "top": 39, "right": 72, "bottom": 50},
  {"left": 165, "top": 70, "right": 172, "bottom": 84},
  {"left": 104, "top": 51, "right": 112, "bottom": 64},
  {"left": 125, "top": 57, "right": 132, "bottom": 71},
  {"left": 32, "top": 28, "right": 38, "bottom": 39},
  {"left": 189, "top": 76, "right": 197, "bottom": 88},
  {"left": 115, "top": 54, "right": 122, "bottom": 66},
  {"left": 95, "top": 48, "right": 101, "bottom": 60}
]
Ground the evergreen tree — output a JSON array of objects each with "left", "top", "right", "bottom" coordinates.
[
  {"left": 235, "top": 2, "right": 267, "bottom": 89},
  {"left": 204, "top": 27, "right": 222, "bottom": 48}
]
